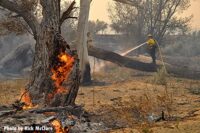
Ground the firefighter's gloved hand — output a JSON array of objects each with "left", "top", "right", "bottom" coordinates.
[{"left": 148, "top": 46, "right": 153, "bottom": 49}]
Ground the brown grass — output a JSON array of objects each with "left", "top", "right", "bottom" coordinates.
[
  {"left": 0, "top": 65, "right": 200, "bottom": 133},
  {"left": 153, "top": 67, "right": 168, "bottom": 85},
  {"left": 0, "top": 79, "right": 27, "bottom": 105}
]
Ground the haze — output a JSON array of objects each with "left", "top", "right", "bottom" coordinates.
[{"left": 89, "top": 0, "right": 200, "bottom": 30}]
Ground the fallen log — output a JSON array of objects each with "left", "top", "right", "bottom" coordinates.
[
  {"left": 163, "top": 56, "right": 200, "bottom": 71},
  {"left": 0, "top": 109, "right": 16, "bottom": 117},
  {"left": 88, "top": 46, "right": 157, "bottom": 72},
  {"left": 88, "top": 46, "right": 200, "bottom": 79}
]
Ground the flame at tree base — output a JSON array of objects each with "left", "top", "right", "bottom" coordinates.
[
  {"left": 21, "top": 91, "right": 38, "bottom": 110},
  {"left": 20, "top": 51, "right": 75, "bottom": 108}
]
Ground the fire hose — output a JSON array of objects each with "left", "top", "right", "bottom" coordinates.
[
  {"left": 121, "top": 42, "right": 146, "bottom": 56},
  {"left": 155, "top": 41, "right": 167, "bottom": 73},
  {"left": 121, "top": 42, "right": 167, "bottom": 73}
]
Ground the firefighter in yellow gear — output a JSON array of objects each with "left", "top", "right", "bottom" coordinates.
[{"left": 146, "top": 34, "right": 157, "bottom": 64}]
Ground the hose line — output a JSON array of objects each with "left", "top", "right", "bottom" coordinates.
[{"left": 156, "top": 41, "right": 167, "bottom": 73}]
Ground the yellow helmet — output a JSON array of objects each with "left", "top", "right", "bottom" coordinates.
[{"left": 148, "top": 34, "right": 153, "bottom": 37}]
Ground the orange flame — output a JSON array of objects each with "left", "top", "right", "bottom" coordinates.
[
  {"left": 21, "top": 91, "right": 37, "bottom": 110},
  {"left": 51, "top": 120, "right": 69, "bottom": 133},
  {"left": 49, "top": 52, "right": 74, "bottom": 99}
]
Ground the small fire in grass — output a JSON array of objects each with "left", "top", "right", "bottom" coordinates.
[
  {"left": 51, "top": 115, "right": 76, "bottom": 133},
  {"left": 49, "top": 52, "right": 74, "bottom": 99},
  {"left": 51, "top": 119, "right": 69, "bottom": 133},
  {"left": 21, "top": 91, "right": 37, "bottom": 110}
]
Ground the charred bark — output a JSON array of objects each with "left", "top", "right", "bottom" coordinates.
[
  {"left": 64, "top": 58, "right": 81, "bottom": 105},
  {"left": 28, "top": 31, "right": 80, "bottom": 107},
  {"left": 0, "top": 0, "right": 80, "bottom": 107},
  {"left": 26, "top": 1, "right": 79, "bottom": 106},
  {"left": 82, "top": 63, "right": 92, "bottom": 85}
]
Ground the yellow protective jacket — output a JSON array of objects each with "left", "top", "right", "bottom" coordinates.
[{"left": 147, "top": 38, "right": 156, "bottom": 47}]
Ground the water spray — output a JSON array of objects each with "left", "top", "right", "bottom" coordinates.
[
  {"left": 121, "top": 41, "right": 167, "bottom": 73},
  {"left": 120, "top": 43, "right": 146, "bottom": 56}
]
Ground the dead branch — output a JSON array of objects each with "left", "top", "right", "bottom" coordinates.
[
  {"left": 0, "top": 0, "right": 39, "bottom": 37},
  {"left": 0, "top": 110, "right": 16, "bottom": 117},
  {"left": 60, "top": 1, "right": 77, "bottom": 26}
]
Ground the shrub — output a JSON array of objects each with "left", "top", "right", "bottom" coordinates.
[{"left": 153, "top": 67, "right": 167, "bottom": 85}]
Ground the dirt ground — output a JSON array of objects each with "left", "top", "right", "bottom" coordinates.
[{"left": 0, "top": 63, "right": 200, "bottom": 133}]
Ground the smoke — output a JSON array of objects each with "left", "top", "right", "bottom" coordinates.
[
  {"left": 0, "top": 34, "right": 34, "bottom": 60},
  {"left": 163, "top": 32, "right": 200, "bottom": 57},
  {"left": 0, "top": 33, "right": 35, "bottom": 77},
  {"left": 162, "top": 32, "right": 200, "bottom": 71}
]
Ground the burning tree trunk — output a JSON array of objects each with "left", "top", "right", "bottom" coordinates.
[
  {"left": 28, "top": 31, "right": 79, "bottom": 106},
  {"left": 76, "top": 0, "right": 92, "bottom": 85},
  {"left": 0, "top": 0, "right": 79, "bottom": 107},
  {"left": 27, "top": 1, "right": 80, "bottom": 107}
]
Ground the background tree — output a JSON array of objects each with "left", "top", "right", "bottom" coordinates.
[
  {"left": 110, "top": 0, "right": 192, "bottom": 45},
  {"left": 88, "top": 19, "right": 108, "bottom": 34},
  {"left": 75, "top": 0, "right": 92, "bottom": 85}
]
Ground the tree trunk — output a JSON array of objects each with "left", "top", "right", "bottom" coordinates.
[
  {"left": 0, "top": 0, "right": 80, "bottom": 107},
  {"left": 88, "top": 46, "right": 200, "bottom": 79},
  {"left": 76, "top": 0, "right": 92, "bottom": 85},
  {"left": 27, "top": 1, "right": 79, "bottom": 107}
]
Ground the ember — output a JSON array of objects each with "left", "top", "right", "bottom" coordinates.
[
  {"left": 21, "top": 91, "right": 37, "bottom": 110},
  {"left": 51, "top": 119, "right": 69, "bottom": 133},
  {"left": 49, "top": 52, "right": 74, "bottom": 99}
]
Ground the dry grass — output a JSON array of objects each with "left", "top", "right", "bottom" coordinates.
[
  {"left": 95, "top": 86, "right": 174, "bottom": 132},
  {"left": 153, "top": 67, "right": 168, "bottom": 85},
  {"left": 0, "top": 65, "right": 200, "bottom": 133},
  {"left": 188, "top": 81, "right": 200, "bottom": 95},
  {"left": 79, "top": 65, "right": 200, "bottom": 132},
  {"left": 0, "top": 79, "right": 27, "bottom": 105}
]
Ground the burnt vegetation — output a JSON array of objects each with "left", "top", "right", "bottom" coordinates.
[{"left": 0, "top": 0, "right": 200, "bottom": 132}]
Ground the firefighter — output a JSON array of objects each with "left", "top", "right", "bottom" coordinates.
[{"left": 146, "top": 34, "right": 157, "bottom": 64}]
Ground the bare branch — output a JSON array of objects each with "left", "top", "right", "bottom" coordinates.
[
  {"left": 113, "top": 0, "right": 142, "bottom": 9},
  {"left": 0, "top": 0, "right": 39, "bottom": 37},
  {"left": 60, "top": 1, "right": 76, "bottom": 26},
  {"left": 157, "top": 0, "right": 182, "bottom": 41},
  {"left": 67, "top": 16, "right": 78, "bottom": 19}
]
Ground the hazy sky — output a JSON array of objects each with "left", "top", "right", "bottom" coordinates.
[{"left": 89, "top": 0, "right": 200, "bottom": 30}]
